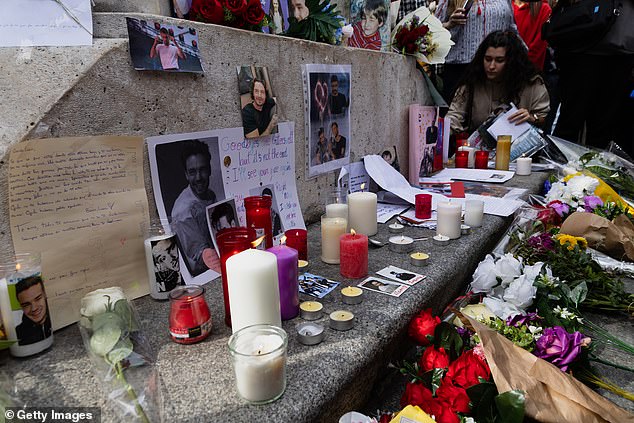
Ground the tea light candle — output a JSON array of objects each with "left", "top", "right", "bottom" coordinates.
[
  {"left": 464, "top": 200, "right": 484, "bottom": 228},
  {"left": 326, "top": 203, "right": 349, "bottom": 219},
  {"left": 516, "top": 156, "right": 532, "bottom": 176},
  {"left": 410, "top": 252, "right": 429, "bottom": 267},
  {"left": 299, "top": 301, "right": 323, "bottom": 320},
  {"left": 341, "top": 286, "right": 364, "bottom": 304},
  {"left": 321, "top": 215, "right": 347, "bottom": 264},
  {"left": 495, "top": 135, "right": 511, "bottom": 171},
  {"left": 458, "top": 146, "right": 476, "bottom": 168},
  {"left": 340, "top": 230, "right": 368, "bottom": 279},
  {"left": 388, "top": 222, "right": 404, "bottom": 234},
  {"left": 347, "top": 190, "right": 377, "bottom": 236},
  {"left": 388, "top": 235, "right": 414, "bottom": 253},
  {"left": 267, "top": 244, "right": 300, "bottom": 321},
  {"left": 329, "top": 310, "right": 355, "bottom": 331},
  {"left": 436, "top": 202, "right": 462, "bottom": 239},
  {"left": 297, "top": 322, "right": 325, "bottom": 346},
  {"left": 298, "top": 260, "right": 309, "bottom": 271},
  {"left": 461, "top": 224, "right": 472, "bottom": 235},
  {"left": 226, "top": 249, "right": 282, "bottom": 333},
  {"left": 432, "top": 235, "right": 450, "bottom": 246}
]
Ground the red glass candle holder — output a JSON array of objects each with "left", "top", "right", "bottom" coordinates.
[
  {"left": 284, "top": 229, "right": 308, "bottom": 261},
  {"left": 455, "top": 151, "right": 469, "bottom": 168},
  {"left": 475, "top": 150, "right": 489, "bottom": 169},
  {"left": 168, "top": 286, "right": 212, "bottom": 344},
  {"left": 244, "top": 196, "right": 273, "bottom": 249},
  {"left": 415, "top": 194, "right": 432, "bottom": 219},
  {"left": 217, "top": 227, "right": 256, "bottom": 327}
]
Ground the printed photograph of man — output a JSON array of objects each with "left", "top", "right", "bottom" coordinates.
[
  {"left": 289, "top": 0, "right": 309, "bottom": 21},
  {"left": 248, "top": 185, "right": 284, "bottom": 238},
  {"left": 15, "top": 276, "right": 52, "bottom": 346},
  {"left": 151, "top": 237, "right": 183, "bottom": 293},
  {"left": 126, "top": 18, "right": 204, "bottom": 73},
  {"left": 329, "top": 75, "right": 349, "bottom": 116},
  {"left": 237, "top": 66, "right": 279, "bottom": 139},
  {"left": 206, "top": 199, "right": 239, "bottom": 255},
  {"left": 330, "top": 122, "right": 347, "bottom": 159},
  {"left": 266, "top": 0, "right": 289, "bottom": 34}
]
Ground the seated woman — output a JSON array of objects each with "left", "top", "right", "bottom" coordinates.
[{"left": 446, "top": 30, "right": 550, "bottom": 136}]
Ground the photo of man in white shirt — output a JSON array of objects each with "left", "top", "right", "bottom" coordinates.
[{"left": 150, "top": 27, "right": 185, "bottom": 70}]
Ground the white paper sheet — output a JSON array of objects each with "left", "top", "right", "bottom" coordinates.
[
  {"left": 364, "top": 154, "right": 449, "bottom": 209},
  {"left": 1, "top": 0, "right": 92, "bottom": 47},
  {"left": 338, "top": 161, "right": 370, "bottom": 193},
  {"left": 377, "top": 203, "right": 410, "bottom": 224},
  {"left": 486, "top": 105, "right": 530, "bottom": 142},
  {"left": 421, "top": 168, "right": 515, "bottom": 184}
]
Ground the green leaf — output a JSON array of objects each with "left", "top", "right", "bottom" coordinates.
[
  {"left": 113, "top": 299, "right": 137, "bottom": 332},
  {"left": 433, "top": 322, "right": 463, "bottom": 361},
  {"left": 494, "top": 390, "right": 525, "bottom": 423},
  {"left": 91, "top": 311, "right": 123, "bottom": 333},
  {"left": 430, "top": 368, "right": 444, "bottom": 396},
  {"left": 106, "top": 338, "right": 134, "bottom": 365},
  {"left": 467, "top": 382, "right": 498, "bottom": 422},
  {"left": 569, "top": 281, "right": 588, "bottom": 308},
  {"left": 90, "top": 323, "right": 121, "bottom": 356}
]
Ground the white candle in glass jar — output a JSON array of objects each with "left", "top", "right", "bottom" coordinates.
[
  {"left": 464, "top": 200, "right": 484, "bottom": 228},
  {"left": 226, "top": 249, "right": 282, "bottom": 333},
  {"left": 436, "top": 202, "right": 462, "bottom": 239},
  {"left": 230, "top": 327, "right": 287, "bottom": 404},
  {"left": 515, "top": 157, "right": 532, "bottom": 176},
  {"left": 326, "top": 203, "right": 348, "bottom": 219},
  {"left": 458, "top": 146, "right": 476, "bottom": 168},
  {"left": 321, "top": 215, "right": 347, "bottom": 264},
  {"left": 347, "top": 191, "right": 377, "bottom": 236}
]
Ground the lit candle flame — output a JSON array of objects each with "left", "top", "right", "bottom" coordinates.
[
  {"left": 360, "top": 183, "right": 366, "bottom": 191},
  {"left": 350, "top": 229, "right": 356, "bottom": 236},
  {"left": 15, "top": 263, "right": 21, "bottom": 272},
  {"left": 280, "top": 235, "right": 287, "bottom": 245},
  {"left": 251, "top": 236, "right": 265, "bottom": 248}
]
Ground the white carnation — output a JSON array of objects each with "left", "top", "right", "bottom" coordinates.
[
  {"left": 567, "top": 175, "right": 599, "bottom": 198},
  {"left": 471, "top": 254, "right": 498, "bottom": 293}
]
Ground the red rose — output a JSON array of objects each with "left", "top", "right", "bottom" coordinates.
[
  {"left": 419, "top": 346, "right": 450, "bottom": 372},
  {"left": 446, "top": 349, "right": 491, "bottom": 388},
  {"left": 435, "top": 381, "right": 470, "bottom": 414},
  {"left": 225, "top": 0, "right": 247, "bottom": 15},
  {"left": 400, "top": 382, "right": 433, "bottom": 409},
  {"left": 408, "top": 308, "right": 440, "bottom": 346},
  {"left": 190, "top": 0, "right": 225, "bottom": 24},
  {"left": 244, "top": 0, "right": 265, "bottom": 25},
  {"left": 428, "top": 400, "right": 461, "bottom": 423}
]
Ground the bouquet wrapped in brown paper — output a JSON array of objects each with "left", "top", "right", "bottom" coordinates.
[
  {"left": 560, "top": 212, "right": 634, "bottom": 262},
  {"left": 467, "top": 317, "right": 634, "bottom": 423}
]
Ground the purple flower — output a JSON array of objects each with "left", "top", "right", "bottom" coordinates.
[
  {"left": 543, "top": 180, "right": 551, "bottom": 195},
  {"left": 534, "top": 326, "right": 589, "bottom": 372},
  {"left": 506, "top": 312, "right": 541, "bottom": 327},
  {"left": 549, "top": 200, "right": 570, "bottom": 217},
  {"left": 526, "top": 232, "right": 556, "bottom": 252},
  {"left": 583, "top": 195, "right": 603, "bottom": 212}
]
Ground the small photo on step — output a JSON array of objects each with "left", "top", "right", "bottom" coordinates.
[
  {"left": 376, "top": 265, "right": 425, "bottom": 286},
  {"left": 358, "top": 277, "right": 409, "bottom": 297}
]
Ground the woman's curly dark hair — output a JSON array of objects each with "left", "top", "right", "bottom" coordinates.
[{"left": 456, "top": 31, "right": 539, "bottom": 105}]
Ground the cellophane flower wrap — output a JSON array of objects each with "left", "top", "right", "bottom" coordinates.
[
  {"left": 390, "top": 6, "right": 453, "bottom": 64},
  {"left": 79, "top": 287, "right": 162, "bottom": 423}
]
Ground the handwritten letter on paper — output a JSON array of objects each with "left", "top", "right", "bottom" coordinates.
[{"left": 9, "top": 136, "right": 150, "bottom": 330}]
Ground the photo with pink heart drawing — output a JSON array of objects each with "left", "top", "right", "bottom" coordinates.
[{"left": 304, "top": 64, "right": 352, "bottom": 178}]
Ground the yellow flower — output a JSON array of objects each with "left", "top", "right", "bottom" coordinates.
[{"left": 555, "top": 233, "right": 587, "bottom": 250}]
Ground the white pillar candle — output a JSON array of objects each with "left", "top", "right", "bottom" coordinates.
[
  {"left": 464, "top": 200, "right": 484, "bottom": 228},
  {"left": 321, "top": 215, "right": 347, "bottom": 264},
  {"left": 458, "top": 146, "right": 476, "bottom": 168},
  {"left": 229, "top": 325, "right": 287, "bottom": 404},
  {"left": 226, "top": 249, "right": 282, "bottom": 333},
  {"left": 325, "top": 203, "right": 348, "bottom": 219},
  {"left": 515, "top": 156, "right": 532, "bottom": 176},
  {"left": 436, "top": 202, "right": 462, "bottom": 239},
  {"left": 144, "top": 233, "right": 182, "bottom": 300},
  {"left": 347, "top": 191, "right": 377, "bottom": 236}
]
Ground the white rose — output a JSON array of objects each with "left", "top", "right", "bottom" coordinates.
[
  {"left": 523, "top": 262, "right": 544, "bottom": 284},
  {"left": 80, "top": 286, "right": 127, "bottom": 318},
  {"left": 342, "top": 24, "right": 354, "bottom": 38},
  {"left": 567, "top": 175, "right": 599, "bottom": 198},
  {"left": 503, "top": 275, "right": 537, "bottom": 309},
  {"left": 471, "top": 254, "right": 498, "bottom": 293},
  {"left": 494, "top": 253, "right": 522, "bottom": 286},
  {"left": 482, "top": 297, "right": 522, "bottom": 320}
]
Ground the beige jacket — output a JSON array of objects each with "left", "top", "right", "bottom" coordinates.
[{"left": 447, "top": 75, "right": 550, "bottom": 134}]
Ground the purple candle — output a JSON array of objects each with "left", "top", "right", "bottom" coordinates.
[{"left": 266, "top": 245, "right": 299, "bottom": 320}]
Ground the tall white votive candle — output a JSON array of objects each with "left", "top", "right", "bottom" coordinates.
[
  {"left": 321, "top": 215, "right": 347, "bottom": 264},
  {"left": 464, "top": 200, "right": 485, "bottom": 228},
  {"left": 347, "top": 191, "right": 377, "bottom": 236},
  {"left": 458, "top": 146, "right": 476, "bottom": 168},
  {"left": 229, "top": 325, "right": 287, "bottom": 404},
  {"left": 226, "top": 249, "right": 282, "bottom": 333},
  {"left": 436, "top": 202, "right": 462, "bottom": 239},
  {"left": 326, "top": 203, "right": 348, "bottom": 219},
  {"left": 516, "top": 157, "right": 532, "bottom": 176}
]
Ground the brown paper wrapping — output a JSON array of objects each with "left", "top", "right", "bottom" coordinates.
[
  {"left": 559, "top": 212, "right": 634, "bottom": 262},
  {"left": 467, "top": 317, "right": 634, "bottom": 423}
]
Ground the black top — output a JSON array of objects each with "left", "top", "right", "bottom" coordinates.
[
  {"left": 330, "top": 94, "right": 348, "bottom": 115},
  {"left": 331, "top": 135, "right": 347, "bottom": 159},
  {"left": 16, "top": 313, "right": 52, "bottom": 346},
  {"left": 242, "top": 98, "right": 276, "bottom": 136}
]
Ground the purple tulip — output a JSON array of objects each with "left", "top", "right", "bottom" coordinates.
[
  {"left": 534, "top": 326, "right": 589, "bottom": 372},
  {"left": 583, "top": 195, "right": 603, "bottom": 212}
]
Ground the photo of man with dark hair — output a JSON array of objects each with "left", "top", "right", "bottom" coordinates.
[
  {"left": 171, "top": 139, "right": 217, "bottom": 276},
  {"left": 240, "top": 77, "right": 278, "bottom": 139},
  {"left": 15, "top": 276, "right": 52, "bottom": 346},
  {"left": 150, "top": 27, "right": 185, "bottom": 70},
  {"left": 209, "top": 201, "right": 237, "bottom": 233},
  {"left": 329, "top": 75, "right": 349, "bottom": 115}
]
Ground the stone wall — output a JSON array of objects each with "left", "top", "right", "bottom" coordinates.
[{"left": 0, "top": 12, "right": 430, "bottom": 259}]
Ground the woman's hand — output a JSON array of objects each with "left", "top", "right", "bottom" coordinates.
[
  {"left": 508, "top": 108, "right": 536, "bottom": 125},
  {"left": 444, "top": 8, "right": 467, "bottom": 29}
]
